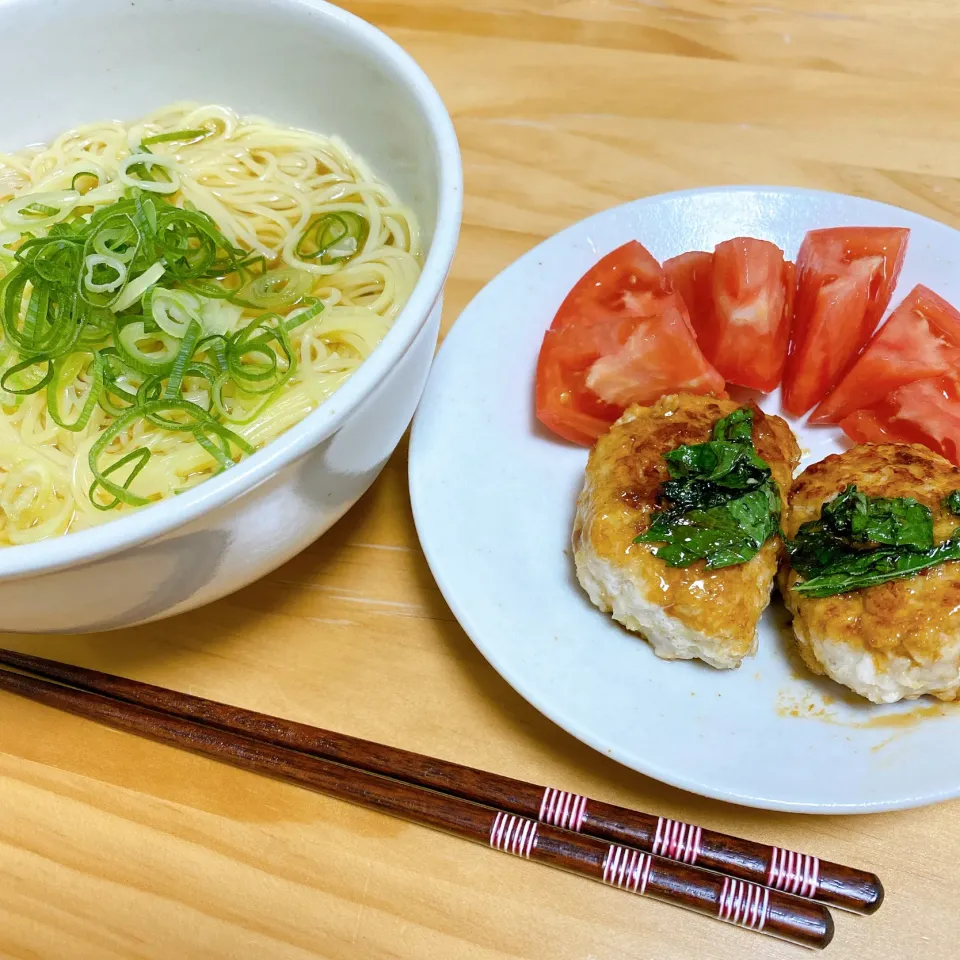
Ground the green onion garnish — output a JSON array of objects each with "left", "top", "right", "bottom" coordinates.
[
  {"left": 163, "top": 320, "right": 202, "bottom": 399},
  {"left": 115, "top": 317, "right": 181, "bottom": 375},
  {"left": 118, "top": 154, "right": 179, "bottom": 194},
  {"left": 0, "top": 179, "right": 327, "bottom": 511},
  {"left": 295, "top": 211, "right": 368, "bottom": 265},
  {"left": 47, "top": 350, "right": 104, "bottom": 431},
  {"left": 147, "top": 287, "right": 202, "bottom": 338},
  {"left": 234, "top": 266, "right": 312, "bottom": 308},
  {"left": 2, "top": 190, "right": 80, "bottom": 229},
  {"left": 140, "top": 128, "right": 212, "bottom": 146},
  {"left": 89, "top": 441, "right": 152, "bottom": 510},
  {"left": 21, "top": 203, "right": 61, "bottom": 218},
  {"left": 71, "top": 171, "right": 100, "bottom": 193},
  {"left": 1, "top": 356, "right": 52, "bottom": 396}
]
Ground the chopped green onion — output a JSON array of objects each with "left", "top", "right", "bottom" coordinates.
[
  {"left": 154, "top": 204, "right": 249, "bottom": 279},
  {"left": 197, "top": 333, "right": 228, "bottom": 372},
  {"left": 1, "top": 356, "right": 52, "bottom": 395},
  {"left": 112, "top": 260, "right": 165, "bottom": 312},
  {"left": 211, "top": 374, "right": 273, "bottom": 424},
  {"left": 21, "top": 203, "right": 60, "bottom": 217},
  {"left": 89, "top": 424, "right": 153, "bottom": 508},
  {"left": 164, "top": 320, "right": 202, "bottom": 399},
  {"left": 19, "top": 236, "right": 81, "bottom": 286},
  {"left": 136, "top": 374, "right": 164, "bottom": 406},
  {"left": 141, "top": 128, "right": 211, "bottom": 146},
  {"left": 47, "top": 350, "right": 103, "bottom": 431},
  {"left": 77, "top": 307, "right": 115, "bottom": 347},
  {"left": 118, "top": 154, "right": 180, "bottom": 194},
  {"left": 83, "top": 254, "right": 128, "bottom": 294},
  {"left": 178, "top": 360, "right": 219, "bottom": 410},
  {"left": 92, "top": 225, "right": 139, "bottom": 263},
  {"left": 184, "top": 277, "right": 237, "bottom": 300},
  {"left": 234, "top": 266, "right": 312, "bottom": 308},
  {"left": 283, "top": 296, "right": 324, "bottom": 331},
  {"left": 227, "top": 314, "right": 296, "bottom": 395},
  {"left": 71, "top": 170, "right": 100, "bottom": 193},
  {"left": 116, "top": 317, "right": 180, "bottom": 374},
  {"left": 132, "top": 192, "right": 158, "bottom": 239},
  {"left": 193, "top": 431, "right": 236, "bottom": 469},
  {"left": 75, "top": 181, "right": 126, "bottom": 207},
  {"left": 2, "top": 190, "right": 80, "bottom": 229},
  {"left": 0, "top": 267, "right": 82, "bottom": 357},
  {"left": 148, "top": 287, "right": 201, "bottom": 339},
  {"left": 295, "top": 211, "right": 369, "bottom": 264},
  {"left": 98, "top": 347, "right": 140, "bottom": 415},
  {"left": 141, "top": 398, "right": 254, "bottom": 453},
  {"left": 98, "top": 390, "right": 133, "bottom": 417}
]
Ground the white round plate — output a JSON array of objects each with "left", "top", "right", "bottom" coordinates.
[{"left": 409, "top": 186, "right": 960, "bottom": 813}]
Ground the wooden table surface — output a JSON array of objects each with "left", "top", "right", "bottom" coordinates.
[{"left": 2, "top": 1, "right": 958, "bottom": 958}]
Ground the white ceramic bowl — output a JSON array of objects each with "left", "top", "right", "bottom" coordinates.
[{"left": 0, "top": 0, "right": 461, "bottom": 632}]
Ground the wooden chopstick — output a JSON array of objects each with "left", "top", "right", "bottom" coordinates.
[
  {"left": 0, "top": 648, "right": 881, "bottom": 915},
  {"left": 0, "top": 661, "right": 833, "bottom": 950}
]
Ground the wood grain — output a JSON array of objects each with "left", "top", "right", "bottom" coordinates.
[{"left": 1, "top": 2, "right": 958, "bottom": 958}]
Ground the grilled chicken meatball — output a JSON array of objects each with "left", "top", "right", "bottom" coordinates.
[
  {"left": 780, "top": 443, "right": 960, "bottom": 704},
  {"left": 573, "top": 393, "right": 800, "bottom": 669}
]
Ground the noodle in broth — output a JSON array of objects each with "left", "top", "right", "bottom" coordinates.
[{"left": 0, "top": 103, "right": 421, "bottom": 545}]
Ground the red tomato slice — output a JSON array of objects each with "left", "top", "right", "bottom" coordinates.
[
  {"left": 666, "top": 241, "right": 795, "bottom": 392},
  {"left": 663, "top": 251, "right": 714, "bottom": 340},
  {"left": 709, "top": 238, "right": 794, "bottom": 391},
  {"left": 781, "top": 227, "right": 909, "bottom": 417},
  {"left": 585, "top": 301, "right": 727, "bottom": 406},
  {"left": 840, "top": 376, "right": 960, "bottom": 467},
  {"left": 535, "top": 241, "right": 726, "bottom": 445},
  {"left": 535, "top": 321, "right": 632, "bottom": 445},
  {"left": 811, "top": 285, "right": 960, "bottom": 424}
]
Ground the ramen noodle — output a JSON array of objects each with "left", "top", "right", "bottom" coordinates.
[{"left": 0, "top": 102, "right": 421, "bottom": 544}]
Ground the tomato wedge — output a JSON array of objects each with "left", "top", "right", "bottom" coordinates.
[
  {"left": 585, "top": 301, "right": 727, "bottom": 406},
  {"left": 707, "top": 238, "right": 794, "bottom": 391},
  {"left": 666, "top": 241, "right": 795, "bottom": 392},
  {"left": 781, "top": 227, "right": 909, "bottom": 417},
  {"left": 535, "top": 240, "right": 725, "bottom": 445},
  {"left": 663, "top": 251, "right": 714, "bottom": 338},
  {"left": 811, "top": 285, "right": 960, "bottom": 424},
  {"left": 840, "top": 376, "right": 960, "bottom": 468}
]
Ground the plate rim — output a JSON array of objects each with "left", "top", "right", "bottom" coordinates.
[{"left": 410, "top": 184, "right": 960, "bottom": 814}]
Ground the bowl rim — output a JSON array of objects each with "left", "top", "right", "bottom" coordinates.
[{"left": 0, "top": 0, "right": 462, "bottom": 581}]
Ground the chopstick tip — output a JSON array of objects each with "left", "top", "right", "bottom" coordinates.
[{"left": 861, "top": 874, "right": 884, "bottom": 915}]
